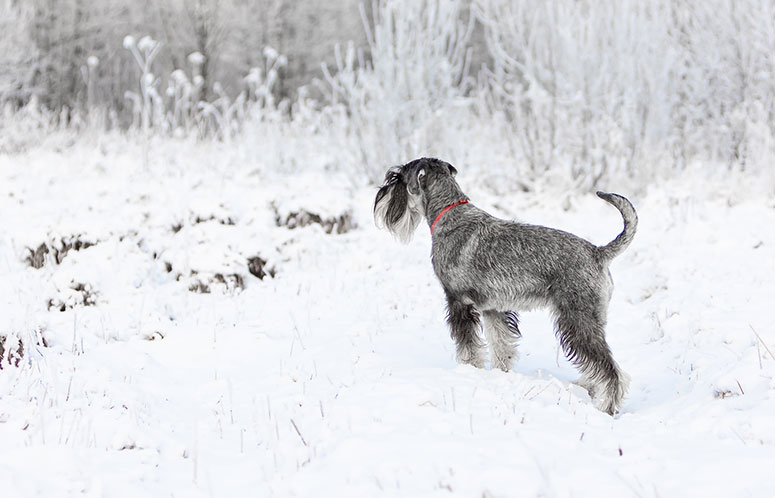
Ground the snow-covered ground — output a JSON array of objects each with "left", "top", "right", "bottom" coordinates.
[{"left": 1, "top": 138, "right": 774, "bottom": 497}]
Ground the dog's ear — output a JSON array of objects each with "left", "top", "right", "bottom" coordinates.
[
  {"left": 448, "top": 164, "right": 457, "bottom": 177},
  {"left": 374, "top": 166, "right": 423, "bottom": 243},
  {"left": 408, "top": 167, "right": 426, "bottom": 195},
  {"left": 374, "top": 167, "right": 408, "bottom": 229}
]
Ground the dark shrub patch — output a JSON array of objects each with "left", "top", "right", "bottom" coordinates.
[
  {"left": 273, "top": 204, "right": 355, "bottom": 234},
  {"left": 213, "top": 273, "right": 245, "bottom": 292},
  {"left": 172, "top": 214, "right": 235, "bottom": 233},
  {"left": 52, "top": 237, "right": 95, "bottom": 264},
  {"left": 0, "top": 335, "right": 23, "bottom": 369},
  {"left": 25, "top": 243, "right": 49, "bottom": 269},
  {"left": 48, "top": 282, "right": 98, "bottom": 311},
  {"left": 189, "top": 281, "right": 211, "bottom": 294},
  {"left": 188, "top": 272, "right": 247, "bottom": 294},
  {"left": 0, "top": 330, "right": 47, "bottom": 368},
  {"left": 25, "top": 236, "right": 95, "bottom": 268},
  {"left": 247, "top": 256, "right": 275, "bottom": 280},
  {"left": 194, "top": 215, "right": 235, "bottom": 226}
]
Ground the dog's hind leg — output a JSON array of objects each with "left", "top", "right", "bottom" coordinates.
[
  {"left": 554, "top": 305, "right": 629, "bottom": 415},
  {"left": 446, "top": 295, "right": 485, "bottom": 368},
  {"left": 482, "top": 310, "right": 521, "bottom": 372}
]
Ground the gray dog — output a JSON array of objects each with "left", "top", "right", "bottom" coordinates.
[{"left": 374, "top": 157, "right": 637, "bottom": 415}]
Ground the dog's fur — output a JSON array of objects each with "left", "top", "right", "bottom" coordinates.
[{"left": 374, "top": 157, "right": 637, "bottom": 415}]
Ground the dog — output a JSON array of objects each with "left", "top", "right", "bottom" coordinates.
[{"left": 373, "top": 157, "right": 637, "bottom": 415}]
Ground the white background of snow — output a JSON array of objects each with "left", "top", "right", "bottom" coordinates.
[{"left": 1, "top": 138, "right": 774, "bottom": 497}]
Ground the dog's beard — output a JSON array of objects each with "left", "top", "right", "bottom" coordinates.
[{"left": 374, "top": 186, "right": 423, "bottom": 243}]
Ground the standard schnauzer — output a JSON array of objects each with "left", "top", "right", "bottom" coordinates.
[{"left": 374, "top": 157, "right": 637, "bottom": 415}]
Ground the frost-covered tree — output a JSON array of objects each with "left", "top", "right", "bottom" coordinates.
[
  {"left": 3, "top": 0, "right": 774, "bottom": 189},
  {"left": 323, "top": 0, "right": 477, "bottom": 181},
  {"left": 474, "top": 0, "right": 775, "bottom": 185},
  {"left": 0, "top": 1, "right": 39, "bottom": 105},
  {"left": 183, "top": 0, "right": 223, "bottom": 100},
  {"left": 12, "top": 0, "right": 367, "bottom": 115}
]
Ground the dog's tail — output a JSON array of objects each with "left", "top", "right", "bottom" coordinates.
[{"left": 595, "top": 192, "right": 638, "bottom": 261}]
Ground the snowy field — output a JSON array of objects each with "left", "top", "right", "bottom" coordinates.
[{"left": 1, "top": 138, "right": 774, "bottom": 497}]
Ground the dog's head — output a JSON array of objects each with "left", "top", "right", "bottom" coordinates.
[{"left": 373, "top": 157, "right": 458, "bottom": 242}]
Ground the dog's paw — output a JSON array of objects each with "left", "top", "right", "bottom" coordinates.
[
  {"left": 583, "top": 370, "right": 630, "bottom": 416},
  {"left": 456, "top": 345, "right": 485, "bottom": 369},
  {"left": 490, "top": 354, "right": 515, "bottom": 372}
]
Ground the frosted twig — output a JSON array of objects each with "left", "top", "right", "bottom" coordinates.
[
  {"left": 528, "top": 382, "right": 553, "bottom": 400},
  {"left": 290, "top": 418, "right": 308, "bottom": 446},
  {"left": 293, "top": 324, "right": 305, "bottom": 350},
  {"left": 756, "top": 335, "right": 762, "bottom": 369},
  {"left": 750, "top": 325, "right": 775, "bottom": 361}
]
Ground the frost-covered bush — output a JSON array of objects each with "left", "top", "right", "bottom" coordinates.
[
  {"left": 0, "top": 1, "right": 38, "bottom": 106},
  {"left": 474, "top": 0, "right": 775, "bottom": 188},
  {"left": 321, "top": 0, "right": 478, "bottom": 182},
  {"left": 121, "top": 35, "right": 287, "bottom": 145},
  {"left": 0, "top": 97, "right": 61, "bottom": 153},
  {"left": 474, "top": 0, "right": 682, "bottom": 187},
  {"left": 672, "top": 0, "right": 775, "bottom": 175}
]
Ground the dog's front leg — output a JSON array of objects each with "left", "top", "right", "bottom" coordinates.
[{"left": 446, "top": 295, "right": 485, "bottom": 368}]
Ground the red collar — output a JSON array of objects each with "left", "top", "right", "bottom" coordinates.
[{"left": 430, "top": 199, "right": 469, "bottom": 234}]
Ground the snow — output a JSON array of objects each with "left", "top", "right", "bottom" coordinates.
[
  {"left": 122, "top": 36, "right": 135, "bottom": 50},
  {"left": 137, "top": 36, "right": 157, "bottom": 53},
  {"left": 187, "top": 52, "right": 205, "bottom": 66},
  {"left": 1, "top": 138, "right": 774, "bottom": 497}
]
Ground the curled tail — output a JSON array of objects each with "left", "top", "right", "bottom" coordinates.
[{"left": 595, "top": 192, "right": 638, "bottom": 261}]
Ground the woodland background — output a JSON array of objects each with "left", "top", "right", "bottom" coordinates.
[{"left": 1, "top": 0, "right": 774, "bottom": 189}]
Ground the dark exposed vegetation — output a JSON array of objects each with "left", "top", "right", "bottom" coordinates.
[{"left": 25, "top": 236, "right": 95, "bottom": 269}]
